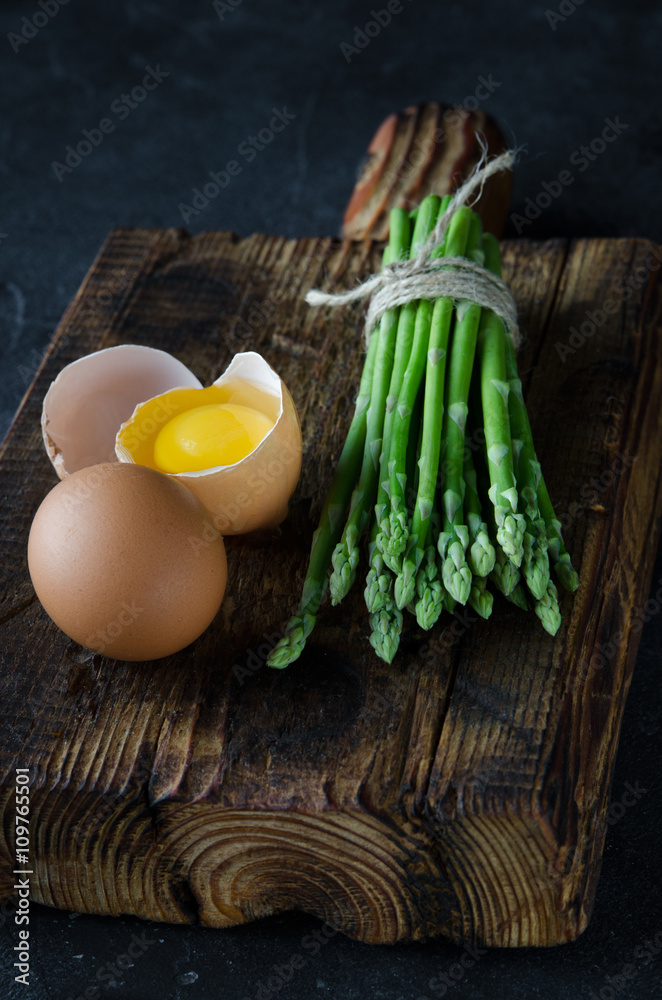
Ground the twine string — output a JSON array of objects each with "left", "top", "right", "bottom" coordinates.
[{"left": 305, "top": 148, "right": 521, "bottom": 349}]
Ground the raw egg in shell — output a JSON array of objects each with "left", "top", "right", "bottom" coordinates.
[
  {"left": 41, "top": 346, "right": 302, "bottom": 535},
  {"left": 116, "top": 352, "right": 302, "bottom": 534}
]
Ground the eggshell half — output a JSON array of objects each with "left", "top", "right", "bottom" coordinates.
[
  {"left": 41, "top": 345, "right": 202, "bottom": 478},
  {"left": 116, "top": 352, "right": 303, "bottom": 535}
]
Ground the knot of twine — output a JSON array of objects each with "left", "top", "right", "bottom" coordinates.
[{"left": 305, "top": 148, "right": 520, "bottom": 350}]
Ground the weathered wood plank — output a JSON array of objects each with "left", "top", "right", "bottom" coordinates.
[
  {"left": 1, "top": 228, "right": 661, "bottom": 945},
  {"left": 341, "top": 102, "right": 512, "bottom": 241}
]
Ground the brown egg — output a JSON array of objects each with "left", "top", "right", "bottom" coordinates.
[{"left": 27, "top": 463, "right": 227, "bottom": 661}]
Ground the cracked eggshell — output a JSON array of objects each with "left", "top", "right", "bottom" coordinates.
[
  {"left": 41, "top": 345, "right": 202, "bottom": 478},
  {"left": 115, "top": 351, "right": 303, "bottom": 536}
]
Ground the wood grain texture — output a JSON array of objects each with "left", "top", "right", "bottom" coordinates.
[
  {"left": 341, "top": 103, "right": 512, "bottom": 240},
  {"left": 1, "top": 228, "right": 661, "bottom": 945}
]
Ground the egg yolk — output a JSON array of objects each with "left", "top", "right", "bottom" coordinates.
[{"left": 153, "top": 403, "right": 274, "bottom": 473}]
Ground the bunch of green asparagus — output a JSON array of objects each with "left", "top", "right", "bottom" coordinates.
[{"left": 268, "top": 194, "right": 578, "bottom": 668}]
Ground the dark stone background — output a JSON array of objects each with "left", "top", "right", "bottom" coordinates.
[{"left": 1, "top": 1, "right": 660, "bottom": 998}]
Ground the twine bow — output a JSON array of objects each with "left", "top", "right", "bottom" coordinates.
[{"left": 305, "top": 148, "right": 521, "bottom": 349}]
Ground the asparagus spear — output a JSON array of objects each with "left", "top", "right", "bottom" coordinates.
[
  {"left": 384, "top": 299, "right": 433, "bottom": 564},
  {"left": 477, "top": 233, "right": 526, "bottom": 568},
  {"left": 463, "top": 441, "right": 496, "bottom": 578},
  {"left": 406, "top": 375, "right": 425, "bottom": 527},
  {"left": 267, "top": 330, "right": 379, "bottom": 667},
  {"left": 364, "top": 518, "right": 393, "bottom": 613},
  {"left": 491, "top": 545, "right": 521, "bottom": 597},
  {"left": 416, "top": 205, "right": 482, "bottom": 629},
  {"left": 502, "top": 335, "right": 542, "bottom": 521},
  {"left": 498, "top": 332, "right": 551, "bottom": 599},
  {"left": 468, "top": 573, "right": 493, "bottom": 619},
  {"left": 392, "top": 378, "right": 425, "bottom": 609},
  {"left": 438, "top": 506, "right": 471, "bottom": 603},
  {"left": 367, "top": 475, "right": 406, "bottom": 659},
  {"left": 367, "top": 390, "right": 413, "bottom": 655},
  {"left": 366, "top": 307, "right": 417, "bottom": 603},
  {"left": 394, "top": 207, "right": 467, "bottom": 608},
  {"left": 473, "top": 388, "right": 549, "bottom": 606},
  {"left": 537, "top": 473, "right": 579, "bottom": 593},
  {"left": 378, "top": 195, "right": 449, "bottom": 571},
  {"left": 372, "top": 196, "right": 443, "bottom": 580},
  {"left": 414, "top": 542, "right": 445, "bottom": 629},
  {"left": 438, "top": 210, "right": 484, "bottom": 605},
  {"left": 521, "top": 516, "right": 550, "bottom": 601},
  {"left": 443, "top": 590, "right": 457, "bottom": 615},
  {"left": 535, "top": 578, "right": 562, "bottom": 636},
  {"left": 370, "top": 369, "right": 422, "bottom": 656},
  {"left": 369, "top": 597, "right": 403, "bottom": 664},
  {"left": 501, "top": 326, "right": 578, "bottom": 594},
  {"left": 474, "top": 440, "right": 522, "bottom": 598},
  {"left": 329, "top": 209, "right": 413, "bottom": 604},
  {"left": 267, "top": 213, "right": 410, "bottom": 668},
  {"left": 506, "top": 582, "right": 530, "bottom": 611},
  {"left": 413, "top": 500, "right": 447, "bottom": 631}
]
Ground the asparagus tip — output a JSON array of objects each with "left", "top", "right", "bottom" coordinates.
[
  {"left": 555, "top": 560, "right": 579, "bottom": 593},
  {"left": 535, "top": 581, "right": 562, "bottom": 636}
]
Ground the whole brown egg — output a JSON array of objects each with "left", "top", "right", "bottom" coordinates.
[{"left": 27, "top": 463, "right": 227, "bottom": 661}]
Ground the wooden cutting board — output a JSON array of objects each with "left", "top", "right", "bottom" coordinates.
[{"left": 1, "top": 108, "right": 662, "bottom": 948}]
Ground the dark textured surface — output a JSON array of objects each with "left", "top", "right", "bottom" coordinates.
[{"left": 0, "top": 1, "right": 660, "bottom": 998}]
